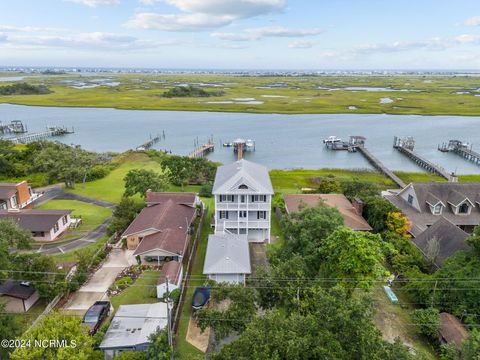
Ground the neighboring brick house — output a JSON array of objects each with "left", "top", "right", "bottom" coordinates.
[
  {"left": 122, "top": 192, "right": 198, "bottom": 265},
  {"left": 0, "top": 181, "right": 42, "bottom": 210},
  {"left": 283, "top": 194, "right": 372, "bottom": 231},
  {"left": 0, "top": 209, "right": 72, "bottom": 241}
]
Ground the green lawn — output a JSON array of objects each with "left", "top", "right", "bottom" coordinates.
[
  {"left": 68, "top": 152, "right": 164, "bottom": 204},
  {"left": 51, "top": 235, "right": 109, "bottom": 263},
  {"left": 110, "top": 270, "right": 161, "bottom": 311},
  {"left": 37, "top": 199, "right": 112, "bottom": 241},
  {"left": 176, "top": 197, "right": 213, "bottom": 360}
]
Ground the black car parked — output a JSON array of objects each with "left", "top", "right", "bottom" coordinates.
[{"left": 82, "top": 301, "right": 111, "bottom": 335}]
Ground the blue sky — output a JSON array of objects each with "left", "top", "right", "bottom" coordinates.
[{"left": 0, "top": 0, "right": 480, "bottom": 69}]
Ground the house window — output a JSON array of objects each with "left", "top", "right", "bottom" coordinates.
[
  {"left": 53, "top": 222, "right": 59, "bottom": 233},
  {"left": 32, "top": 231, "right": 45, "bottom": 237},
  {"left": 251, "top": 195, "right": 266, "bottom": 202},
  {"left": 0, "top": 201, "right": 6, "bottom": 210},
  {"left": 459, "top": 203, "right": 470, "bottom": 214},
  {"left": 257, "top": 211, "right": 267, "bottom": 219},
  {"left": 432, "top": 204, "right": 442, "bottom": 215},
  {"left": 10, "top": 196, "right": 18, "bottom": 208},
  {"left": 239, "top": 211, "right": 247, "bottom": 218},
  {"left": 62, "top": 215, "right": 68, "bottom": 225},
  {"left": 219, "top": 211, "right": 229, "bottom": 220},
  {"left": 239, "top": 184, "right": 248, "bottom": 190},
  {"left": 240, "top": 195, "right": 246, "bottom": 203},
  {"left": 220, "top": 195, "right": 234, "bottom": 203},
  {"left": 407, "top": 194, "right": 414, "bottom": 205}
]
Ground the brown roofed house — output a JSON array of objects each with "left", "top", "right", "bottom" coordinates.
[
  {"left": 0, "top": 209, "right": 72, "bottom": 241},
  {"left": 283, "top": 194, "right": 372, "bottom": 231},
  {"left": 0, "top": 181, "right": 42, "bottom": 210},
  {"left": 438, "top": 312, "right": 468, "bottom": 348},
  {"left": 122, "top": 192, "right": 198, "bottom": 265},
  {"left": 0, "top": 280, "right": 40, "bottom": 312}
]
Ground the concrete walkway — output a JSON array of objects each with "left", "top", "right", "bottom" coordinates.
[{"left": 63, "top": 248, "right": 136, "bottom": 314}]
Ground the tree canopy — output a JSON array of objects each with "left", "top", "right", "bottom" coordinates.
[{"left": 123, "top": 169, "right": 169, "bottom": 198}]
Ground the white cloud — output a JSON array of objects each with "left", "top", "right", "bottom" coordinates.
[
  {"left": 0, "top": 25, "right": 69, "bottom": 33},
  {"left": 353, "top": 38, "right": 449, "bottom": 54},
  {"left": 69, "top": 0, "right": 120, "bottom": 7},
  {"left": 288, "top": 40, "right": 315, "bottom": 49},
  {"left": 127, "top": 0, "right": 285, "bottom": 31},
  {"left": 126, "top": 12, "right": 234, "bottom": 31},
  {"left": 4, "top": 32, "right": 177, "bottom": 51},
  {"left": 164, "top": 0, "right": 284, "bottom": 18},
  {"left": 212, "top": 26, "right": 323, "bottom": 41},
  {"left": 455, "top": 34, "right": 480, "bottom": 44},
  {"left": 464, "top": 16, "right": 480, "bottom": 26}
]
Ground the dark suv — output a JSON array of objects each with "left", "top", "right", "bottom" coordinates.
[{"left": 82, "top": 301, "right": 111, "bottom": 335}]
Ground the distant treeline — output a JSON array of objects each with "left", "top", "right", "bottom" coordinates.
[
  {"left": 0, "top": 82, "right": 52, "bottom": 95},
  {"left": 161, "top": 85, "right": 224, "bottom": 98}
]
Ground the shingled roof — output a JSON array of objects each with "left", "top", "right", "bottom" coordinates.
[
  {"left": 412, "top": 217, "right": 470, "bottom": 267},
  {"left": 157, "top": 260, "right": 182, "bottom": 286},
  {"left": 439, "top": 313, "right": 468, "bottom": 347},
  {"left": 212, "top": 159, "right": 273, "bottom": 195},
  {"left": 0, "top": 280, "right": 37, "bottom": 300},
  {"left": 0, "top": 209, "right": 72, "bottom": 232},
  {"left": 123, "top": 193, "right": 197, "bottom": 257},
  {"left": 203, "top": 234, "right": 251, "bottom": 275},
  {"left": 283, "top": 194, "right": 372, "bottom": 231},
  {"left": 0, "top": 183, "right": 18, "bottom": 200}
]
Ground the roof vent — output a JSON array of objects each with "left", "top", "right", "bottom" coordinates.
[{"left": 20, "top": 281, "right": 31, "bottom": 287}]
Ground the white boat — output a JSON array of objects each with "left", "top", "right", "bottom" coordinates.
[
  {"left": 323, "top": 136, "right": 342, "bottom": 144},
  {"left": 245, "top": 139, "right": 255, "bottom": 148}
]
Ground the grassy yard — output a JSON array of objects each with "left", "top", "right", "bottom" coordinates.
[
  {"left": 176, "top": 197, "right": 214, "bottom": 360},
  {"left": 110, "top": 270, "right": 161, "bottom": 311},
  {"left": 37, "top": 199, "right": 112, "bottom": 241},
  {"left": 372, "top": 286, "right": 437, "bottom": 360},
  {"left": 67, "top": 152, "right": 164, "bottom": 204},
  {"left": 51, "top": 235, "right": 109, "bottom": 263}
]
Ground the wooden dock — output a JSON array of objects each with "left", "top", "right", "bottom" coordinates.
[
  {"left": 136, "top": 134, "right": 160, "bottom": 151},
  {"left": 394, "top": 136, "right": 455, "bottom": 181},
  {"left": 7, "top": 127, "right": 73, "bottom": 144},
  {"left": 438, "top": 140, "right": 480, "bottom": 166},
  {"left": 350, "top": 137, "right": 406, "bottom": 188},
  {"left": 189, "top": 142, "right": 214, "bottom": 158}
]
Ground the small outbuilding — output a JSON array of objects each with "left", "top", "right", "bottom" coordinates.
[
  {"left": 203, "top": 233, "right": 251, "bottom": 285},
  {"left": 156, "top": 260, "right": 183, "bottom": 298},
  {"left": 99, "top": 303, "right": 168, "bottom": 359},
  {"left": 0, "top": 280, "right": 40, "bottom": 312}
]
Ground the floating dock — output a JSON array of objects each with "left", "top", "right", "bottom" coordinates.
[
  {"left": 0, "top": 120, "right": 27, "bottom": 134},
  {"left": 438, "top": 140, "right": 480, "bottom": 166},
  {"left": 7, "top": 126, "right": 73, "bottom": 144},
  {"left": 394, "top": 136, "right": 455, "bottom": 181},
  {"left": 136, "top": 134, "right": 160, "bottom": 151},
  {"left": 350, "top": 136, "right": 407, "bottom": 188},
  {"left": 233, "top": 138, "right": 255, "bottom": 160}
]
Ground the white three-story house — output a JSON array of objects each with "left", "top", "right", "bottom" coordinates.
[{"left": 212, "top": 159, "right": 274, "bottom": 243}]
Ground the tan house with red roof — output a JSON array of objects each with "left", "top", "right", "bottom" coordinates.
[
  {"left": 283, "top": 194, "right": 372, "bottom": 231},
  {"left": 122, "top": 192, "right": 198, "bottom": 265},
  {"left": 0, "top": 181, "right": 42, "bottom": 210}
]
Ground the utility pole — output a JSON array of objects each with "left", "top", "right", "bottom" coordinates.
[{"left": 431, "top": 280, "right": 438, "bottom": 307}]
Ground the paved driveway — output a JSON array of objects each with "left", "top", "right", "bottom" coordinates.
[{"left": 63, "top": 249, "right": 136, "bottom": 313}]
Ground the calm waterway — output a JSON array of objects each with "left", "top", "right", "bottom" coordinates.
[{"left": 1, "top": 104, "right": 480, "bottom": 174}]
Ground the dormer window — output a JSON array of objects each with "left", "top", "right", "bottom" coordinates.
[
  {"left": 459, "top": 202, "right": 470, "bottom": 214},
  {"left": 432, "top": 203, "right": 443, "bottom": 215},
  {"left": 238, "top": 184, "right": 248, "bottom": 190}
]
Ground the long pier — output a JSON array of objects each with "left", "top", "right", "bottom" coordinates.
[
  {"left": 189, "top": 142, "right": 214, "bottom": 158},
  {"left": 136, "top": 134, "right": 160, "bottom": 151},
  {"left": 394, "top": 136, "right": 455, "bottom": 181},
  {"left": 350, "top": 136, "right": 406, "bottom": 188},
  {"left": 7, "top": 127, "right": 73, "bottom": 144},
  {"left": 438, "top": 140, "right": 480, "bottom": 166}
]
